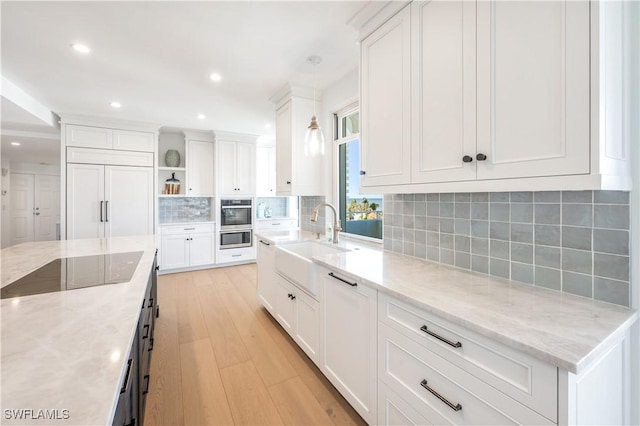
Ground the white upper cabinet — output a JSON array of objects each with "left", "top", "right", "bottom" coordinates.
[
  {"left": 271, "top": 87, "right": 324, "bottom": 196},
  {"left": 216, "top": 133, "right": 256, "bottom": 196},
  {"left": 256, "top": 145, "right": 276, "bottom": 195},
  {"left": 476, "top": 0, "right": 590, "bottom": 180},
  {"left": 186, "top": 139, "right": 215, "bottom": 196},
  {"left": 355, "top": 0, "right": 632, "bottom": 193},
  {"left": 66, "top": 124, "right": 154, "bottom": 152},
  {"left": 411, "top": 0, "right": 476, "bottom": 184},
  {"left": 360, "top": 5, "right": 412, "bottom": 187}
]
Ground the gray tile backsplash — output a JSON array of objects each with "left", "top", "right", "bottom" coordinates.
[
  {"left": 300, "top": 196, "right": 326, "bottom": 234},
  {"left": 159, "top": 197, "right": 213, "bottom": 223},
  {"left": 383, "top": 191, "right": 631, "bottom": 307}
]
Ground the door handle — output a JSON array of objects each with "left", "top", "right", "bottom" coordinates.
[{"left": 100, "top": 201, "right": 104, "bottom": 222}]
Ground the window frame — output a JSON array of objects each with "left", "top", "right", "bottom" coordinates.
[{"left": 332, "top": 103, "right": 383, "bottom": 244}]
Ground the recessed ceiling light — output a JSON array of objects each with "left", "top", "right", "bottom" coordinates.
[
  {"left": 209, "top": 73, "right": 222, "bottom": 82},
  {"left": 71, "top": 43, "right": 91, "bottom": 54},
  {"left": 197, "top": 114, "right": 206, "bottom": 120},
  {"left": 110, "top": 101, "right": 122, "bottom": 108},
  {"left": 265, "top": 123, "right": 271, "bottom": 129},
  {"left": 10, "top": 141, "right": 21, "bottom": 146}
]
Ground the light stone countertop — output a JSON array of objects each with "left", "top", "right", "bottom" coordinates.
[
  {"left": 255, "top": 230, "right": 638, "bottom": 374},
  {"left": 1, "top": 236, "right": 158, "bottom": 425}
]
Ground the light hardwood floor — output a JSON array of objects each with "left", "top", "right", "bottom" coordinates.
[{"left": 144, "top": 264, "right": 366, "bottom": 426}]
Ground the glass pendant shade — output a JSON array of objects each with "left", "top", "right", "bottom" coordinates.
[{"left": 304, "top": 115, "right": 325, "bottom": 157}]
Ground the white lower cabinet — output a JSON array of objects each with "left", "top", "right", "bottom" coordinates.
[
  {"left": 274, "top": 272, "right": 320, "bottom": 366},
  {"left": 378, "top": 380, "right": 431, "bottom": 426},
  {"left": 256, "top": 239, "right": 276, "bottom": 314},
  {"left": 159, "top": 224, "right": 215, "bottom": 271},
  {"left": 319, "top": 267, "right": 378, "bottom": 425}
]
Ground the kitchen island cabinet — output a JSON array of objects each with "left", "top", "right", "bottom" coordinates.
[{"left": 0, "top": 236, "right": 158, "bottom": 426}]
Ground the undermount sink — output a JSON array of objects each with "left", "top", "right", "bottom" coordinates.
[{"left": 275, "top": 241, "right": 349, "bottom": 296}]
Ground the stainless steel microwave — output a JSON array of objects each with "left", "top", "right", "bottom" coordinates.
[{"left": 219, "top": 229, "right": 252, "bottom": 250}]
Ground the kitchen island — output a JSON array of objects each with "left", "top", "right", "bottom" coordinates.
[{"left": 1, "top": 236, "right": 158, "bottom": 425}]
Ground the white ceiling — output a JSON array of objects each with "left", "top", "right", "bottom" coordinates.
[
  {"left": 1, "top": 98, "right": 60, "bottom": 165},
  {"left": 1, "top": 1, "right": 366, "bottom": 137}
]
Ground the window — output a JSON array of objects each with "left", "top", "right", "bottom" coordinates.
[{"left": 335, "top": 107, "right": 383, "bottom": 240}]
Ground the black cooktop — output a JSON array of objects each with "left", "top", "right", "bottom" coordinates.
[{"left": 1, "top": 251, "right": 144, "bottom": 300}]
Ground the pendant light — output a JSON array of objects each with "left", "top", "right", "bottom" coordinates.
[{"left": 304, "top": 55, "right": 325, "bottom": 157}]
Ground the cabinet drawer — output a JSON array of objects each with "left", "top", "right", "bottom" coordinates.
[
  {"left": 255, "top": 219, "right": 298, "bottom": 230},
  {"left": 378, "top": 380, "right": 431, "bottom": 426},
  {"left": 160, "top": 223, "right": 214, "bottom": 235},
  {"left": 218, "top": 247, "right": 255, "bottom": 263},
  {"left": 379, "top": 293, "right": 557, "bottom": 421},
  {"left": 379, "top": 323, "right": 554, "bottom": 425}
]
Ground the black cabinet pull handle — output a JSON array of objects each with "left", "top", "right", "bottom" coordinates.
[
  {"left": 120, "top": 358, "right": 133, "bottom": 394},
  {"left": 420, "top": 379, "right": 462, "bottom": 412},
  {"left": 148, "top": 298, "right": 154, "bottom": 308},
  {"left": 142, "top": 324, "right": 150, "bottom": 339},
  {"left": 476, "top": 153, "right": 487, "bottom": 161},
  {"left": 149, "top": 337, "right": 154, "bottom": 352},
  {"left": 286, "top": 180, "right": 291, "bottom": 184},
  {"left": 420, "top": 325, "right": 462, "bottom": 348},
  {"left": 100, "top": 201, "right": 104, "bottom": 222},
  {"left": 359, "top": 170, "right": 366, "bottom": 175},
  {"left": 141, "top": 298, "right": 146, "bottom": 309},
  {"left": 287, "top": 293, "right": 293, "bottom": 299},
  {"left": 462, "top": 155, "right": 473, "bottom": 163},
  {"left": 291, "top": 295, "right": 296, "bottom": 300},
  {"left": 155, "top": 265, "right": 160, "bottom": 271},
  {"left": 328, "top": 272, "right": 357, "bottom": 287},
  {"left": 259, "top": 240, "right": 271, "bottom": 246},
  {"left": 142, "top": 374, "right": 150, "bottom": 395}
]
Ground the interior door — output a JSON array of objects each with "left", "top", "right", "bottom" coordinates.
[
  {"left": 67, "top": 164, "right": 105, "bottom": 240},
  {"left": 104, "top": 166, "right": 153, "bottom": 237},
  {"left": 10, "top": 173, "right": 34, "bottom": 245},
  {"left": 34, "top": 174, "right": 60, "bottom": 241}
]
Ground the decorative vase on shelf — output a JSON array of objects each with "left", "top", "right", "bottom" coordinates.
[{"left": 165, "top": 150, "right": 181, "bottom": 168}]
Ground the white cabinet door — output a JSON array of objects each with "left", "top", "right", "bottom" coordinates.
[
  {"left": 189, "top": 233, "right": 215, "bottom": 266},
  {"left": 113, "top": 130, "right": 155, "bottom": 152},
  {"left": 294, "top": 289, "right": 320, "bottom": 366},
  {"left": 257, "top": 239, "right": 276, "bottom": 314},
  {"left": 256, "top": 145, "right": 276, "bottom": 195},
  {"left": 34, "top": 175, "right": 60, "bottom": 241},
  {"left": 275, "top": 102, "right": 293, "bottom": 194},
  {"left": 104, "top": 166, "right": 153, "bottom": 238},
  {"left": 476, "top": 0, "right": 590, "bottom": 180},
  {"left": 161, "top": 234, "right": 190, "bottom": 270},
  {"left": 275, "top": 274, "right": 295, "bottom": 335},
  {"left": 187, "top": 140, "right": 215, "bottom": 196},
  {"left": 321, "top": 268, "right": 378, "bottom": 424},
  {"left": 360, "top": 5, "right": 411, "bottom": 187},
  {"left": 66, "top": 163, "right": 105, "bottom": 239},
  {"left": 235, "top": 142, "right": 255, "bottom": 195},
  {"left": 411, "top": 0, "right": 477, "bottom": 184},
  {"left": 217, "top": 140, "right": 237, "bottom": 195},
  {"left": 66, "top": 125, "right": 112, "bottom": 149}
]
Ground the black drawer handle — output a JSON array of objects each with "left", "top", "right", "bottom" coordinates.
[
  {"left": 149, "top": 337, "right": 154, "bottom": 352},
  {"left": 462, "top": 155, "right": 473, "bottom": 163},
  {"left": 420, "top": 379, "right": 462, "bottom": 412},
  {"left": 120, "top": 358, "right": 133, "bottom": 394},
  {"left": 142, "top": 324, "right": 150, "bottom": 339},
  {"left": 147, "top": 298, "right": 154, "bottom": 308},
  {"left": 259, "top": 240, "right": 271, "bottom": 246},
  {"left": 328, "top": 272, "right": 357, "bottom": 287},
  {"left": 476, "top": 153, "right": 487, "bottom": 161},
  {"left": 286, "top": 180, "right": 291, "bottom": 184},
  {"left": 420, "top": 325, "right": 462, "bottom": 348},
  {"left": 142, "top": 374, "right": 150, "bottom": 395}
]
